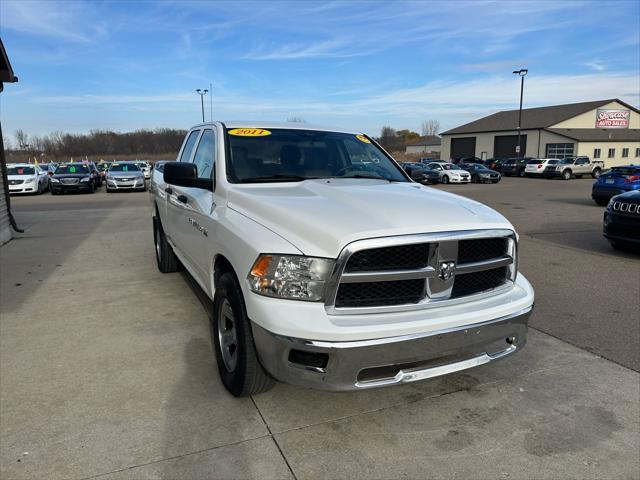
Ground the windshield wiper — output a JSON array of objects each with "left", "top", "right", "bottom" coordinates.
[{"left": 239, "top": 174, "right": 316, "bottom": 183}]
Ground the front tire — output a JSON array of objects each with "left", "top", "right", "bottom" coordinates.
[
  {"left": 441, "top": 175, "right": 449, "bottom": 184},
  {"left": 519, "top": 170, "right": 526, "bottom": 177},
  {"left": 562, "top": 169, "right": 572, "bottom": 180},
  {"left": 153, "top": 216, "right": 178, "bottom": 273},
  {"left": 592, "top": 168, "right": 601, "bottom": 179},
  {"left": 212, "top": 272, "right": 274, "bottom": 397},
  {"left": 594, "top": 198, "right": 608, "bottom": 206}
]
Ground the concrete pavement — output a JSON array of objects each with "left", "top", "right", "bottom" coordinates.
[{"left": 1, "top": 182, "right": 639, "bottom": 479}]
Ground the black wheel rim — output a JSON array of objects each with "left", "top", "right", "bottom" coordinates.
[
  {"left": 217, "top": 299, "right": 238, "bottom": 372},
  {"left": 154, "top": 223, "right": 161, "bottom": 261}
]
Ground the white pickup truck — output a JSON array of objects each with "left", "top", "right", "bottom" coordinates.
[{"left": 151, "top": 122, "right": 534, "bottom": 396}]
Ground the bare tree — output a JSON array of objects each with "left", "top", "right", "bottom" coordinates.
[
  {"left": 421, "top": 120, "right": 440, "bottom": 136},
  {"left": 14, "top": 129, "right": 29, "bottom": 150},
  {"left": 286, "top": 116, "right": 306, "bottom": 123}
]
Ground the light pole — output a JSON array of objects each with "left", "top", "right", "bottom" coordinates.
[
  {"left": 512, "top": 69, "right": 528, "bottom": 159},
  {"left": 196, "top": 89, "right": 208, "bottom": 122}
]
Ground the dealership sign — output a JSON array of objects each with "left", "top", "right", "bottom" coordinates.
[{"left": 595, "top": 109, "right": 630, "bottom": 128}]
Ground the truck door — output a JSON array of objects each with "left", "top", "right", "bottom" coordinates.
[
  {"left": 575, "top": 157, "right": 589, "bottom": 174},
  {"left": 177, "top": 128, "right": 218, "bottom": 292},
  {"left": 164, "top": 129, "right": 202, "bottom": 252}
]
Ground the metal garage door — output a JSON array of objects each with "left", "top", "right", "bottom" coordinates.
[
  {"left": 450, "top": 137, "right": 476, "bottom": 159},
  {"left": 494, "top": 135, "right": 527, "bottom": 158}
]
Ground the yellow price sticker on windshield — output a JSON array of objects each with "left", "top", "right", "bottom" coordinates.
[
  {"left": 356, "top": 134, "right": 371, "bottom": 143},
  {"left": 228, "top": 128, "right": 271, "bottom": 137}
]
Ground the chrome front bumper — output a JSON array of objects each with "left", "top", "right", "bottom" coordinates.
[{"left": 252, "top": 305, "right": 532, "bottom": 391}]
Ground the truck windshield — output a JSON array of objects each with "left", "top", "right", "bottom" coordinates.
[{"left": 225, "top": 128, "right": 408, "bottom": 183}]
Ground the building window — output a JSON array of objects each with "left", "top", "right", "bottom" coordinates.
[
  {"left": 545, "top": 143, "right": 574, "bottom": 159},
  {"left": 622, "top": 148, "right": 629, "bottom": 158},
  {"left": 608, "top": 148, "right": 615, "bottom": 158},
  {"left": 636, "top": 148, "right": 640, "bottom": 157},
  {"left": 593, "top": 148, "right": 601, "bottom": 158}
]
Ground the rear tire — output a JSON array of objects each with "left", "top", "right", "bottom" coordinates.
[
  {"left": 441, "top": 175, "right": 449, "bottom": 184},
  {"left": 153, "top": 216, "right": 178, "bottom": 273},
  {"left": 472, "top": 174, "right": 479, "bottom": 183},
  {"left": 519, "top": 170, "right": 526, "bottom": 177},
  {"left": 212, "top": 272, "right": 274, "bottom": 397}
]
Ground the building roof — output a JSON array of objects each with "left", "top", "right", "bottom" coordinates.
[
  {"left": 0, "top": 38, "right": 18, "bottom": 91},
  {"left": 441, "top": 99, "right": 639, "bottom": 135},
  {"left": 406, "top": 135, "right": 442, "bottom": 146},
  {"left": 546, "top": 128, "right": 640, "bottom": 142}
]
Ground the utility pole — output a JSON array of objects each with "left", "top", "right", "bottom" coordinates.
[
  {"left": 512, "top": 69, "right": 528, "bottom": 159},
  {"left": 196, "top": 89, "right": 208, "bottom": 122}
]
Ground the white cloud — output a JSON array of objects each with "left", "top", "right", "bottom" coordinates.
[
  {"left": 24, "top": 71, "right": 639, "bottom": 135},
  {"left": 0, "top": 0, "right": 106, "bottom": 43},
  {"left": 585, "top": 60, "right": 606, "bottom": 71}
]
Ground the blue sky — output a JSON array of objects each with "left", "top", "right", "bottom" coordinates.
[{"left": 1, "top": 0, "right": 639, "bottom": 141}]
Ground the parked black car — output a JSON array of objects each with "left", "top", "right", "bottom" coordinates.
[
  {"left": 460, "top": 163, "right": 501, "bottom": 183},
  {"left": 50, "top": 163, "right": 97, "bottom": 194},
  {"left": 402, "top": 162, "right": 440, "bottom": 184},
  {"left": 451, "top": 156, "right": 484, "bottom": 165},
  {"left": 484, "top": 157, "right": 508, "bottom": 172},
  {"left": 603, "top": 190, "right": 640, "bottom": 252},
  {"left": 501, "top": 157, "right": 534, "bottom": 177}
]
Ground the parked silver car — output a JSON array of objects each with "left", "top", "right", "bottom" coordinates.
[{"left": 105, "top": 162, "right": 146, "bottom": 192}]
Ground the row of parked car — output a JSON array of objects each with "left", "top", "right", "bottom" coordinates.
[
  {"left": 401, "top": 161, "right": 501, "bottom": 185},
  {"left": 7, "top": 160, "right": 152, "bottom": 195},
  {"left": 454, "top": 155, "right": 605, "bottom": 180}
]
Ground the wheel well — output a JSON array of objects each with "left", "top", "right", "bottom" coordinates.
[{"left": 214, "top": 255, "right": 236, "bottom": 289}]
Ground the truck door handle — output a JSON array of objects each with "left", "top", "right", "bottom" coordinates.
[
  {"left": 177, "top": 194, "right": 188, "bottom": 204},
  {"left": 165, "top": 187, "right": 173, "bottom": 195}
]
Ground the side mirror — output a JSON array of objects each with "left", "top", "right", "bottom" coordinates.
[{"left": 164, "top": 162, "right": 213, "bottom": 191}]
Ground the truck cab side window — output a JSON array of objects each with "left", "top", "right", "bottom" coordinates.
[
  {"left": 179, "top": 130, "right": 200, "bottom": 162},
  {"left": 191, "top": 129, "right": 215, "bottom": 179}
]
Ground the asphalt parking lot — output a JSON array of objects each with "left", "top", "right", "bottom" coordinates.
[{"left": 1, "top": 178, "right": 639, "bottom": 479}]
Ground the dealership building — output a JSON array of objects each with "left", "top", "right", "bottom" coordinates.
[{"left": 440, "top": 99, "right": 640, "bottom": 167}]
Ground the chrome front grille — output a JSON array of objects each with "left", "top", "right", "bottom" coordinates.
[{"left": 325, "top": 229, "right": 516, "bottom": 314}]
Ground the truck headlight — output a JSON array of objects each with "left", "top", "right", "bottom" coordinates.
[
  {"left": 80, "top": 176, "right": 90, "bottom": 182},
  {"left": 50, "top": 178, "right": 60, "bottom": 183},
  {"left": 248, "top": 255, "right": 334, "bottom": 301}
]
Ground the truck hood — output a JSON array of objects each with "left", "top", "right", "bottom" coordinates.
[{"left": 226, "top": 179, "right": 514, "bottom": 258}]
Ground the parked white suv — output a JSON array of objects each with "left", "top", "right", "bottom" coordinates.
[
  {"left": 524, "top": 158, "right": 558, "bottom": 177},
  {"left": 151, "top": 122, "right": 534, "bottom": 396}
]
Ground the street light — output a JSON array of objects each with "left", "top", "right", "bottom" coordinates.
[
  {"left": 512, "top": 69, "right": 528, "bottom": 159},
  {"left": 196, "top": 89, "right": 208, "bottom": 122}
]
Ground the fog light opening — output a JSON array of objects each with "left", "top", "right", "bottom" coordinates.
[
  {"left": 288, "top": 349, "right": 329, "bottom": 371},
  {"left": 506, "top": 336, "right": 516, "bottom": 345}
]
